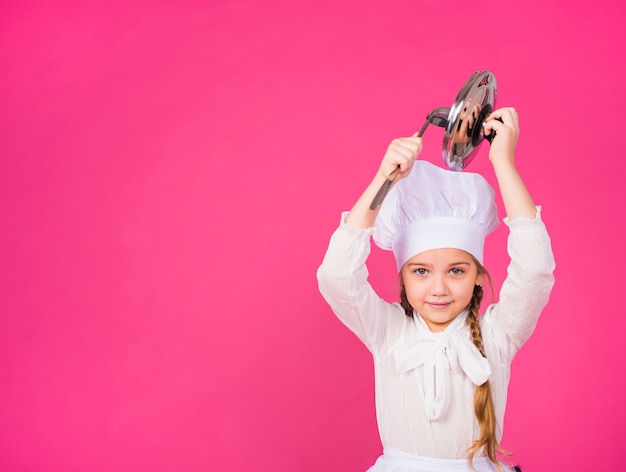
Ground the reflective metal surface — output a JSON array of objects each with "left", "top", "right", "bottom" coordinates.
[{"left": 443, "top": 70, "right": 498, "bottom": 170}]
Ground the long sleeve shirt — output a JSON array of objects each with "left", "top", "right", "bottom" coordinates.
[{"left": 317, "top": 209, "right": 555, "bottom": 459}]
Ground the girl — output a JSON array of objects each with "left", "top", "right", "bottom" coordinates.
[{"left": 317, "top": 108, "right": 555, "bottom": 472}]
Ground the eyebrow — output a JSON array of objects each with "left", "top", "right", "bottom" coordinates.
[{"left": 406, "top": 261, "right": 471, "bottom": 267}]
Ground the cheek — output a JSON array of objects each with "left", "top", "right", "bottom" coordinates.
[
  {"left": 404, "top": 281, "right": 426, "bottom": 304},
  {"left": 456, "top": 283, "right": 476, "bottom": 304}
]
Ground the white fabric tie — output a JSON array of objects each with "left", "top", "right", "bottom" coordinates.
[{"left": 394, "top": 311, "right": 491, "bottom": 421}]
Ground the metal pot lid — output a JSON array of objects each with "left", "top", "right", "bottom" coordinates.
[{"left": 442, "top": 70, "right": 498, "bottom": 171}]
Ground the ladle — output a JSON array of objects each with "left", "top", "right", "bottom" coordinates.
[{"left": 370, "top": 70, "right": 498, "bottom": 211}]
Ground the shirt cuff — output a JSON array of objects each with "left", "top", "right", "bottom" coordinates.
[
  {"left": 338, "top": 211, "right": 376, "bottom": 238},
  {"left": 503, "top": 206, "right": 544, "bottom": 228}
]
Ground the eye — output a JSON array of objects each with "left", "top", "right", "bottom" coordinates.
[
  {"left": 414, "top": 267, "right": 428, "bottom": 276},
  {"left": 450, "top": 267, "right": 465, "bottom": 275}
]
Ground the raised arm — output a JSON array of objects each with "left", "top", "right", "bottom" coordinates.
[
  {"left": 482, "top": 107, "right": 556, "bottom": 355},
  {"left": 483, "top": 107, "right": 536, "bottom": 220},
  {"left": 317, "top": 134, "right": 423, "bottom": 355}
]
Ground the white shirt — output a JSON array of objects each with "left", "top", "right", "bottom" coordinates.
[{"left": 317, "top": 209, "right": 555, "bottom": 459}]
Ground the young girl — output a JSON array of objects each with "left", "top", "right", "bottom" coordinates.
[{"left": 317, "top": 108, "right": 555, "bottom": 472}]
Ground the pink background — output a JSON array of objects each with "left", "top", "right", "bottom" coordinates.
[{"left": 1, "top": 1, "right": 625, "bottom": 471}]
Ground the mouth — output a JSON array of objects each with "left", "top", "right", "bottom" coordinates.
[{"left": 427, "top": 302, "right": 452, "bottom": 310}]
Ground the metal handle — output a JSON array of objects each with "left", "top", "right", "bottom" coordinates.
[
  {"left": 369, "top": 166, "right": 401, "bottom": 211},
  {"left": 484, "top": 116, "right": 504, "bottom": 144},
  {"left": 369, "top": 109, "right": 449, "bottom": 211}
]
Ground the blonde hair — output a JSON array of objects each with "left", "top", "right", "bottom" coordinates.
[
  {"left": 465, "top": 282, "right": 504, "bottom": 469},
  {"left": 399, "top": 261, "right": 506, "bottom": 470}
]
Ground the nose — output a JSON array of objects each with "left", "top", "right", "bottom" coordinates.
[{"left": 431, "top": 274, "right": 448, "bottom": 296}]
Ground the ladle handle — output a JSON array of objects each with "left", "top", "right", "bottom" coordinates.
[{"left": 369, "top": 166, "right": 400, "bottom": 211}]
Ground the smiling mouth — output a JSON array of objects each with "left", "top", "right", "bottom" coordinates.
[{"left": 427, "top": 302, "right": 452, "bottom": 309}]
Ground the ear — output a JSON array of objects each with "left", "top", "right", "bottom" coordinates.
[{"left": 475, "top": 273, "right": 484, "bottom": 287}]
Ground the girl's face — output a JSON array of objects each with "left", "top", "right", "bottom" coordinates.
[{"left": 401, "top": 248, "right": 483, "bottom": 332}]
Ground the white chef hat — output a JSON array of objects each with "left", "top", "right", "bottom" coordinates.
[{"left": 373, "top": 160, "right": 499, "bottom": 272}]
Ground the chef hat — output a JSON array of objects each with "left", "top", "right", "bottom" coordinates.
[{"left": 373, "top": 160, "right": 499, "bottom": 272}]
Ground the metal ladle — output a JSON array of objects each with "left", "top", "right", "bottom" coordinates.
[{"left": 370, "top": 70, "right": 499, "bottom": 210}]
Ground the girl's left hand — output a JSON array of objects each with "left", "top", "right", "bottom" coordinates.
[{"left": 483, "top": 107, "right": 520, "bottom": 167}]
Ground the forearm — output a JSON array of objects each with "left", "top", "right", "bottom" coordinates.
[
  {"left": 492, "top": 160, "right": 537, "bottom": 221},
  {"left": 484, "top": 107, "right": 537, "bottom": 221},
  {"left": 344, "top": 172, "right": 389, "bottom": 229}
]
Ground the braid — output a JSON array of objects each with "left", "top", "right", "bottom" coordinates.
[
  {"left": 400, "top": 287, "right": 414, "bottom": 318},
  {"left": 467, "top": 285, "right": 486, "bottom": 356},
  {"left": 466, "top": 284, "right": 503, "bottom": 470}
]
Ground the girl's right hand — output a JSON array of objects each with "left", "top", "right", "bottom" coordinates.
[{"left": 378, "top": 134, "right": 423, "bottom": 182}]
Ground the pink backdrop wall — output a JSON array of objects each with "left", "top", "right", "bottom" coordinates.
[{"left": 2, "top": 1, "right": 625, "bottom": 470}]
